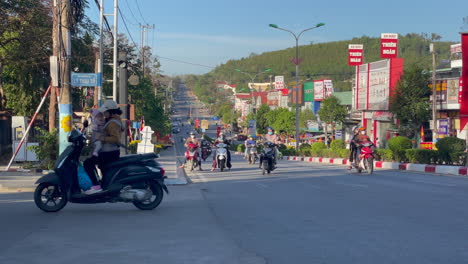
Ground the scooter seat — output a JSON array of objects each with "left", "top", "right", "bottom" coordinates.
[{"left": 101, "top": 153, "right": 157, "bottom": 170}]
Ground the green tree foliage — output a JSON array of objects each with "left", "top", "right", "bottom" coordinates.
[
  {"left": 255, "top": 104, "right": 271, "bottom": 134},
  {"left": 266, "top": 108, "right": 295, "bottom": 135},
  {"left": 299, "top": 108, "right": 316, "bottom": 129},
  {"left": 317, "top": 95, "right": 347, "bottom": 139},
  {"left": 389, "top": 65, "right": 431, "bottom": 139}
]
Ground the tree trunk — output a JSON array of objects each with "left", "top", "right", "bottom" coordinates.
[{"left": 323, "top": 122, "right": 328, "bottom": 147}]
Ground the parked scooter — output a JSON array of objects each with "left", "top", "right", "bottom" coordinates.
[
  {"left": 259, "top": 141, "right": 276, "bottom": 175},
  {"left": 33, "top": 129, "right": 168, "bottom": 212},
  {"left": 215, "top": 143, "right": 228, "bottom": 171},
  {"left": 185, "top": 142, "right": 200, "bottom": 171},
  {"left": 246, "top": 143, "right": 258, "bottom": 164},
  {"left": 355, "top": 141, "right": 374, "bottom": 174}
]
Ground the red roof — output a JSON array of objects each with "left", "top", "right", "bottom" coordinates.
[{"left": 236, "top": 93, "right": 251, "bottom": 99}]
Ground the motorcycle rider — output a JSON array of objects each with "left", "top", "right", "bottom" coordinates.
[
  {"left": 211, "top": 131, "right": 232, "bottom": 171},
  {"left": 354, "top": 127, "right": 373, "bottom": 166},
  {"left": 348, "top": 126, "right": 359, "bottom": 170},
  {"left": 261, "top": 127, "right": 281, "bottom": 168},
  {"left": 83, "top": 100, "right": 123, "bottom": 194},
  {"left": 244, "top": 135, "right": 257, "bottom": 159},
  {"left": 179, "top": 131, "right": 202, "bottom": 170}
]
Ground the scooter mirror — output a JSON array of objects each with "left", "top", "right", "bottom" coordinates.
[{"left": 83, "top": 120, "right": 89, "bottom": 128}]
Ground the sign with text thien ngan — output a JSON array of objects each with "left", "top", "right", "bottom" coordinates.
[
  {"left": 381, "top": 33, "right": 398, "bottom": 59},
  {"left": 348, "top": 44, "right": 364, "bottom": 66}
]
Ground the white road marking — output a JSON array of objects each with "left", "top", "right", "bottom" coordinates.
[
  {"left": 411, "top": 179, "right": 456, "bottom": 187},
  {"left": 334, "top": 182, "right": 368, "bottom": 188},
  {"left": 255, "top": 183, "right": 268, "bottom": 189}
]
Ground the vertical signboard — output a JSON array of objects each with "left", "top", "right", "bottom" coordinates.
[
  {"left": 304, "top": 82, "right": 314, "bottom": 102},
  {"left": 274, "top": 76, "right": 285, "bottom": 90},
  {"left": 323, "top": 80, "right": 334, "bottom": 98},
  {"left": 381, "top": 33, "right": 398, "bottom": 59},
  {"left": 314, "top": 80, "right": 324, "bottom": 101},
  {"left": 291, "top": 85, "right": 304, "bottom": 105},
  {"left": 348, "top": 44, "right": 364, "bottom": 66},
  {"left": 451, "top": 43, "right": 462, "bottom": 68},
  {"left": 368, "top": 60, "right": 390, "bottom": 110},
  {"left": 460, "top": 33, "right": 468, "bottom": 130},
  {"left": 355, "top": 64, "right": 368, "bottom": 110},
  {"left": 447, "top": 78, "right": 459, "bottom": 104}
]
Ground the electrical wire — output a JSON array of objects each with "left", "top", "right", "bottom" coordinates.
[
  {"left": 134, "top": 0, "right": 148, "bottom": 25},
  {"left": 122, "top": 0, "right": 140, "bottom": 26},
  {"left": 119, "top": 7, "right": 138, "bottom": 48}
]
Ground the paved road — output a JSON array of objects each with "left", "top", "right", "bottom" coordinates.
[{"left": 1, "top": 84, "right": 468, "bottom": 263}]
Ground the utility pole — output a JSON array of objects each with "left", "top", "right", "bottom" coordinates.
[
  {"left": 98, "top": 0, "right": 104, "bottom": 105},
  {"left": 430, "top": 43, "right": 438, "bottom": 142},
  {"left": 118, "top": 51, "right": 128, "bottom": 154},
  {"left": 139, "top": 24, "right": 154, "bottom": 77},
  {"left": 112, "top": 0, "right": 118, "bottom": 101},
  {"left": 58, "top": 0, "right": 72, "bottom": 154},
  {"left": 94, "top": 50, "right": 100, "bottom": 107}
]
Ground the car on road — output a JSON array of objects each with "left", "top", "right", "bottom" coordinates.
[
  {"left": 172, "top": 127, "right": 181, "bottom": 134},
  {"left": 235, "top": 134, "right": 247, "bottom": 141}
]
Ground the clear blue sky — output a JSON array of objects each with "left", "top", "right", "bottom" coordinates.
[{"left": 87, "top": 0, "right": 468, "bottom": 76}]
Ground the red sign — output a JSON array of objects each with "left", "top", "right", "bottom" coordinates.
[
  {"left": 460, "top": 33, "right": 468, "bottom": 130},
  {"left": 381, "top": 33, "right": 398, "bottom": 59},
  {"left": 348, "top": 44, "right": 363, "bottom": 66},
  {"left": 195, "top": 119, "right": 200, "bottom": 128},
  {"left": 420, "top": 142, "right": 433, "bottom": 150}
]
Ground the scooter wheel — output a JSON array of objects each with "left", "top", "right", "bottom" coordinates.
[
  {"left": 34, "top": 183, "right": 68, "bottom": 212},
  {"left": 133, "top": 181, "right": 164, "bottom": 210}
]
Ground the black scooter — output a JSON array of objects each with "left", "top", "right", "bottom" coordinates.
[
  {"left": 259, "top": 141, "right": 276, "bottom": 175},
  {"left": 34, "top": 129, "right": 168, "bottom": 212}
]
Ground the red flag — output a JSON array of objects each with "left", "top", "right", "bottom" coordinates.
[
  {"left": 460, "top": 33, "right": 468, "bottom": 130},
  {"left": 140, "top": 115, "right": 145, "bottom": 131},
  {"left": 420, "top": 126, "right": 425, "bottom": 141}
]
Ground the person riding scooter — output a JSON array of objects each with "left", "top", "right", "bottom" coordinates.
[
  {"left": 211, "top": 132, "right": 232, "bottom": 171},
  {"left": 353, "top": 127, "right": 374, "bottom": 167},
  {"left": 244, "top": 135, "right": 257, "bottom": 161},
  {"left": 179, "top": 131, "right": 202, "bottom": 170},
  {"left": 260, "top": 127, "right": 281, "bottom": 168}
]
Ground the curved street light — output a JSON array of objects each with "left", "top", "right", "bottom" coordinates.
[
  {"left": 234, "top": 68, "right": 271, "bottom": 113},
  {"left": 269, "top": 23, "right": 325, "bottom": 150}
]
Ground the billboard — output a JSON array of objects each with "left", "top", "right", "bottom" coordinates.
[
  {"left": 304, "top": 82, "right": 314, "bottom": 102},
  {"left": 348, "top": 44, "right": 364, "bottom": 66},
  {"left": 355, "top": 58, "right": 404, "bottom": 111},
  {"left": 314, "top": 80, "right": 324, "bottom": 101},
  {"left": 460, "top": 33, "right": 468, "bottom": 130},
  {"left": 447, "top": 78, "right": 459, "bottom": 104},
  {"left": 381, "top": 33, "right": 398, "bottom": 59},
  {"left": 290, "top": 85, "right": 304, "bottom": 105},
  {"left": 451, "top": 43, "right": 462, "bottom": 68},
  {"left": 274, "top": 76, "right": 285, "bottom": 90},
  {"left": 324, "top": 80, "right": 334, "bottom": 98}
]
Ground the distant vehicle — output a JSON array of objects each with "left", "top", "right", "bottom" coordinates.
[
  {"left": 236, "top": 134, "right": 247, "bottom": 141},
  {"left": 172, "top": 127, "right": 180, "bottom": 134}
]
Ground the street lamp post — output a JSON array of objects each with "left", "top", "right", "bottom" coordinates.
[
  {"left": 269, "top": 23, "right": 325, "bottom": 150},
  {"left": 234, "top": 69, "right": 271, "bottom": 114}
]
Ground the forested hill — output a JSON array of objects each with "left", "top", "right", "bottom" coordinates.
[{"left": 208, "top": 33, "right": 455, "bottom": 91}]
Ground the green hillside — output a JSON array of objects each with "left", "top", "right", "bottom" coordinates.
[{"left": 208, "top": 33, "right": 454, "bottom": 92}]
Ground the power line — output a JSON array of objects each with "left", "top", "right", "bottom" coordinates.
[
  {"left": 92, "top": 0, "right": 114, "bottom": 41},
  {"left": 155, "top": 56, "right": 215, "bottom": 69},
  {"left": 134, "top": 0, "right": 148, "bottom": 25},
  {"left": 122, "top": 0, "right": 140, "bottom": 26},
  {"left": 119, "top": 7, "right": 138, "bottom": 47}
]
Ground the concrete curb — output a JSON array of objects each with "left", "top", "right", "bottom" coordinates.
[{"left": 280, "top": 155, "right": 468, "bottom": 177}]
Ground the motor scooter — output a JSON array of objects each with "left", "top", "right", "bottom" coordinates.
[
  {"left": 215, "top": 143, "right": 228, "bottom": 171},
  {"left": 246, "top": 143, "right": 258, "bottom": 164},
  {"left": 259, "top": 141, "right": 276, "bottom": 175},
  {"left": 185, "top": 142, "right": 200, "bottom": 171},
  {"left": 33, "top": 129, "right": 168, "bottom": 212},
  {"left": 355, "top": 142, "right": 374, "bottom": 174},
  {"left": 201, "top": 141, "right": 212, "bottom": 161}
]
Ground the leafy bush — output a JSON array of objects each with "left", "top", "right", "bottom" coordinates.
[
  {"left": 436, "top": 137, "right": 466, "bottom": 164},
  {"left": 27, "top": 128, "right": 58, "bottom": 170},
  {"left": 128, "top": 140, "right": 141, "bottom": 154},
  {"left": 338, "top": 148, "right": 350, "bottom": 159},
  {"left": 282, "top": 146, "right": 297, "bottom": 156},
  {"left": 299, "top": 143, "right": 311, "bottom": 156},
  {"left": 237, "top": 144, "right": 246, "bottom": 152},
  {"left": 388, "top": 136, "right": 412, "bottom": 162},
  {"left": 374, "top": 149, "right": 393, "bottom": 161},
  {"left": 311, "top": 142, "right": 327, "bottom": 156},
  {"left": 405, "top": 149, "right": 437, "bottom": 164},
  {"left": 321, "top": 149, "right": 341, "bottom": 158},
  {"left": 330, "top": 139, "right": 345, "bottom": 150},
  {"left": 451, "top": 152, "right": 468, "bottom": 166}
]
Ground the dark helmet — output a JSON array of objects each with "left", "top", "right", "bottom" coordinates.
[{"left": 189, "top": 131, "right": 196, "bottom": 136}]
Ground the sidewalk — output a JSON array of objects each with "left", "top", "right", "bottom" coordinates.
[{"left": 0, "top": 149, "right": 187, "bottom": 193}]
